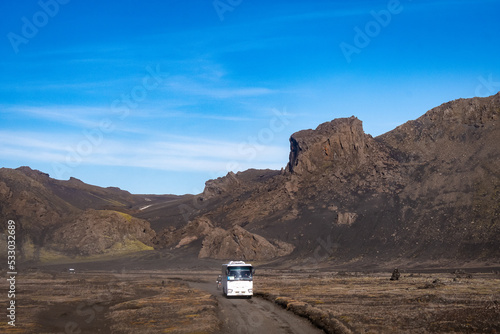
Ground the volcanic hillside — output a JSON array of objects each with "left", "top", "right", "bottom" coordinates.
[
  {"left": 150, "top": 92, "right": 500, "bottom": 264},
  {"left": 1, "top": 93, "right": 499, "bottom": 266},
  {"left": 0, "top": 167, "right": 180, "bottom": 261}
]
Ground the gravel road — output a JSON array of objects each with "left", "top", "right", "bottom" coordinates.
[{"left": 189, "top": 281, "right": 324, "bottom": 334}]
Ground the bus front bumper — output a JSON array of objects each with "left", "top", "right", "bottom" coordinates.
[{"left": 226, "top": 288, "right": 253, "bottom": 296}]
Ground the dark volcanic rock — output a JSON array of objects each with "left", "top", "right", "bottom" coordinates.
[
  {"left": 0, "top": 167, "right": 79, "bottom": 259},
  {"left": 201, "top": 169, "right": 281, "bottom": 200},
  {"left": 199, "top": 225, "right": 294, "bottom": 260},
  {"left": 183, "top": 93, "right": 500, "bottom": 264},
  {"left": 378, "top": 93, "right": 500, "bottom": 162},
  {"left": 287, "top": 116, "right": 373, "bottom": 175},
  {"left": 154, "top": 215, "right": 294, "bottom": 261},
  {"left": 203, "top": 171, "right": 241, "bottom": 199},
  {"left": 153, "top": 216, "right": 215, "bottom": 249},
  {"left": 373, "top": 93, "right": 500, "bottom": 261}
]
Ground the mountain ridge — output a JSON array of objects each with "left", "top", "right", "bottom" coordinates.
[{"left": 1, "top": 92, "right": 499, "bottom": 266}]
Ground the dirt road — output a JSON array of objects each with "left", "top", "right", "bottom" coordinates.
[{"left": 189, "top": 281, "right": 324, "bottom": 334}]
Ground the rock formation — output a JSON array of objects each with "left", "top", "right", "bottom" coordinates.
[
  {"left": 153, "top": 216, "right": 294, "bottom": 260},
  {"left": 49, "top": 209, "right": 155, "bottom": 256},
  {"left": 287, "top": 116, "right": 375, "bottom": 175},
  {"left": 185, "top": 93, "right": 500, "bottom": 263},
  {"left": 199, "top": 225, "right": 294, "bottom": 260}
]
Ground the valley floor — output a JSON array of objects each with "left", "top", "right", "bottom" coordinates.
[
  {"left": 0, "top": 269, "right": 219, "bottom": 333},
  {"left": 1, "top": 261, "right": 499, "bottom": 333}
]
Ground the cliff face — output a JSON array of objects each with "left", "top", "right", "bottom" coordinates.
[
  {"left": 287, "top": 116, "right": 375, "bottom": 175},
  {"left": 284, "top": 115, "right": 403, "bottom": 199}
]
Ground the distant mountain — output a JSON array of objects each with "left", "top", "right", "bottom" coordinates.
[
  {"left": 1, "top": 93, "right": 498, "bottom": 266},
  {"left": 0, "top": 167, "right": 178, "bottom": 261}
]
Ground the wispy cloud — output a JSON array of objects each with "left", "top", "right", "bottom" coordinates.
[
  {"left": 1, "top": 105, "right": 111, "bottom": 128},
  {"left": 162, "top": 74, "right": 275, "bottom": 99},
  {"left": 0, "top": 130, "right": 288, "bottom": 174}
]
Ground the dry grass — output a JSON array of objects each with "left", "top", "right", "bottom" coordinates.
[
  {"left": 3, "top": 267, "right": 498, "bottom": 333},
  {"left": 254, "top": 270, "right": 500, "bottom": 333},
  {"left": 0, "top": 270, "right": 219, "bottom": 334}
]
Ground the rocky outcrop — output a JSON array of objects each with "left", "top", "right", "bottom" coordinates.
[
  {"left": 287, "top": 116, "right": 371, "bottom": 175},
  {"left": 154, "top": 217, "right": 215, "bottom": 249},
  {"left": 286, "top": 116, "right": 401, "bottom": 180},
  {"left": 154, "top": 216, "right": 294, "bottom": 260},
  {"left": 202, "top": 172, "right": 241, "bottom": 199},
  {"left": 198, "top": 225, "right": 294, "bottom": 260},
  {"left": 284, "top": 116, "right": 402, "bottom": 197},
  {"left": 201, "top": 169, "right": 281, "bottom": 200},
  {"left": 49, "top": 209, "right": 155, "bottom": 256}
]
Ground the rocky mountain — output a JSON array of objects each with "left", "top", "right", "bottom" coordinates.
[
  {"left": 150, "top": 93, "right": 499, "bottom": 264},
  {"left": 1, "top": 93, "right": 498, "bottom": 266}
]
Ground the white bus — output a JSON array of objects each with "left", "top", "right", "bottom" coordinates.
[{"left": 221, "top": 261, "right": 254, "bottom": 298}]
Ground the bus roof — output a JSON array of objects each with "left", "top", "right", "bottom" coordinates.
[{"left": 226, "top": 261, "right": 252, "bottom": 266}]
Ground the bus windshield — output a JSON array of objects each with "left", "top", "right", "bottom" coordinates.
[{"left": 227, "top": 266, "right": 253, "bottom": 281}]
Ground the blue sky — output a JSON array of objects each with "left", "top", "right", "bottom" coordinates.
[{"left": 1, "top": 0, "right": 499, "bottom": 195}]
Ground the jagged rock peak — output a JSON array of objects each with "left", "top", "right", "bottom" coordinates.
[
  {"left": 202, "top": 171, "right": 240, "bottom": 199},
  {"left": 286, "top": 116, "right": 372, "bottom": 175},
  {"left": 201, "top": 169, "right": 281, "bottom": 199},
  {"left": 16, "top": 166, "right": 50, "bottom": 182}
]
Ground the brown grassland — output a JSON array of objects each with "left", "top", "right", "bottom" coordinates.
[
  {"left": 1, "top": 268, "right": 499, "bottom": 333},
  {"left": 255, "top": 270, "right": 500, "bottom": 333}
]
